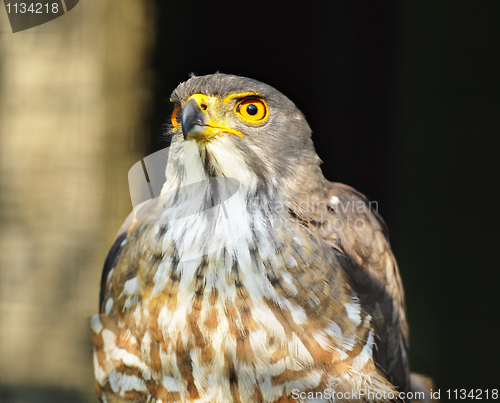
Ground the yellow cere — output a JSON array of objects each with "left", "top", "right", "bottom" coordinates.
[
  {"left": 172, "top": 92, "right": 269, "bottom": 139},
  {"left": 187, "top": 94, "right": 244, "bottom": 137}
]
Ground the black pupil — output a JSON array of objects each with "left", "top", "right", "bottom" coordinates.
[{"left": 246, "top": 104, "right": 258, "bottom": 115}]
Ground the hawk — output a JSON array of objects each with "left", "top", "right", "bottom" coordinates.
[{"left": 92, "top": 73, "right": 432, "bottom": 402}]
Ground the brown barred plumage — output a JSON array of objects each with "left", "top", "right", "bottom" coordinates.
[{"left": 92, "top": 73, "right": 432, "bottom": 403}]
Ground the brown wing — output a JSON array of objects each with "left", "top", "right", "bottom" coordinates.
[
  {"left": 304, "top": 181, "right": 410, "bottom": 393},
  {"left": 93, "top": 211, "right": 163, "bottom": 402},
  {"left": 98, "top": 212, "right": 140, "bottom": 312}
]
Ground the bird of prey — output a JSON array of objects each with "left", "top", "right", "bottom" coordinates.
[{"left": 92, "top": 73, "right": 432, "bottom": 402}]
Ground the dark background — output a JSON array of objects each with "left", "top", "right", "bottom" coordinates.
[{"left": 147, "top": 1, "right": 500, "bottom": 392}]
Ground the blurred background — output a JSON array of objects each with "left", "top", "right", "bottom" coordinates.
[{"left": 0, "top": 1, "right": 498, "bottom": 402}]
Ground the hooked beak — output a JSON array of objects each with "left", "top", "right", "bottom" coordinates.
[
  {"left": 181, "top": 94, "right": 244, "bottom": 140},
  {"left": 181, "top": 98, "right": 210, "bottom": 140}
]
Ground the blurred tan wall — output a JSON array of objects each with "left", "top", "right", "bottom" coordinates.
[{"left": 0, "top": 2, "right": 153, "bottom": 402}]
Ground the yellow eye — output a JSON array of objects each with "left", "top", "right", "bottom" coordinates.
[
  {"left": 235, "top": 98, "right": 268, "bottom": 123},
  {"left": 171, "top": 107, "right": 180, "bottom": 128}
]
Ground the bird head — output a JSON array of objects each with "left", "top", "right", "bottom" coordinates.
[{"left": 167, "top": 73, "right": 325, "bottom": 198}]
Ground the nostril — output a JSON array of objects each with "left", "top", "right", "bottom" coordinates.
[{"left": 200, "top": 103, "right": 208, "bottom": 111}]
